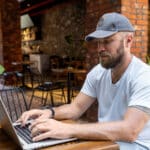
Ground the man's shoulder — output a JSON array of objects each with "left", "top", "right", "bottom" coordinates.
[
  {"left": 86, "top": 64, "right": 109, "bottom": 82},
  {"left": 132, "top": 56, "right": 150, "bottom": 72},
  {"left": 88, "top": 64, "right": 107, "bottom": 76},
  {"left": 90, "top": 64, "right": 106, "bottom": 72},
  {"left": 129, "top": 56, "right": 150, "bottom": 81}
]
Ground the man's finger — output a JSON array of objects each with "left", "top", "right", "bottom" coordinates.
[{"left": 32, "top": 131, "right": 51, "bottom": 141}]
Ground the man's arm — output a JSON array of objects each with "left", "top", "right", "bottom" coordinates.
[
  {"left": 67, "top": 107, "right": 150, "bottom": 142},
  {"left": 53, "top": 92, "right": 96, "bottom": 120},
  {"left": 30, "top": 106, "right": 150, "bottom": 142},
  {"left": 18, "top": 92, "right": 95, "bottom": 125}
]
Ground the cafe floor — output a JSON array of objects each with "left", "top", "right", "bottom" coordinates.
[{"left": 25, "top": 87, "right": 79, "bottom": 109}]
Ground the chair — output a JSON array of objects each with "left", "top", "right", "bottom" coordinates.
[
  {"left": 29, "top": 80, "right": 66, "bottom": 108},
  {"left": 27, "top": 65, "right": 66, "bottom": 108},
  {"left": 2, "top": 71, "right": 26, "bottom": 89},
  {"left": 27, "top": 65, "right": 43, "bottom": 89},
  {"left": 49, "top": 55, "right": 63, "bottom": 69},
  {"left": 0, "top": 71, "right": 29, "bottom": 122},
  {"left": 0, "top": 86, "right": 29, "bottom": 122},
  {"left": 11, "top": 61, "right": 35, "bottom": 90}
]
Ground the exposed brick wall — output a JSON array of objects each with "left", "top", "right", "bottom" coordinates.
[
  {"left": 121, "top": 0, "right": 149, "bottom": 61},
  {"left": 148, "top": 6, "right": 150, "bottom": 57},
  {"left": 0, "top": 0, "right": 22, "bottom": 71}
]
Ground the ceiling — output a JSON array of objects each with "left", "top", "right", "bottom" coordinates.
[{"left": 18, "top": 0, "right": 68, "bottom": 16}]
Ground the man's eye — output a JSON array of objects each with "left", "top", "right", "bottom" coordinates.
[
  {"left": 105, "top": 40, "right": 111, "bottom": 44},
  {"left": 104, "top": 40, "right": 112, "bottom": 44},
  {"left": 104, "top": 41, "right": 109, "bottom": 44}
]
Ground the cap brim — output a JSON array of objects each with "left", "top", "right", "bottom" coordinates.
[{"left": 85, "top": 30, "right": 118, "bottom": 41}]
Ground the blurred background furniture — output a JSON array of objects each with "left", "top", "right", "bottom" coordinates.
[
  {"left": 27, "top": 63, "right": 66, "bottom": 108},
  {"left": 2, "top": 71, "right": 23, "bottom": 88},
  {"left": 0, "top": 86, "right": 29, "bottom": 122},
  {"left": 29, "top": 80, "right": 66, "bottom": 108},
  {"left": 51, "top": 68, "right": 86, "bottom": 103},
  {"left": 29, "top": 54, "right": 49, "bottom": 74},
  {"left": 12, "top": 61, "right": 35, "bottom": 90}
]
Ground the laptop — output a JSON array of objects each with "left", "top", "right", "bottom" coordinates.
[{"left": 0, "top": 98, "right": 77, "bottom": 150}]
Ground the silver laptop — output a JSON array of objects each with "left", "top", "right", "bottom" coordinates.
[{"left": 0, "top": 98, "right": 77, "bottom": 150}]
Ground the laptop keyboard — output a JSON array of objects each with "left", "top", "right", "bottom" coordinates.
[
  {"left": 14, "top": 123, "right": 33, "bottom": 144},
  {"left": 14, "top": 123, "right": 51, "bottom": 144}
]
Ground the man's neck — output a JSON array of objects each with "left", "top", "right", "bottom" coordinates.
[{"left": 111, "top": 54, "right": 133, "bottom": 84}]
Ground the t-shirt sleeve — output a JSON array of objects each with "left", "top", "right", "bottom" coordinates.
[
  {"left": 129, "top": 71, "right": 150, "bottom": 109},
  {"left": 81, "top": 74, "right": 97, "bottom": 98},
  {"left": 81, "top": 64, "right": 103, "bottom": 98}
]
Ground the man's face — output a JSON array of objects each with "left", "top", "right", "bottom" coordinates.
[{"left": 87, "top": 33, "right": 125, "bottom": 69}]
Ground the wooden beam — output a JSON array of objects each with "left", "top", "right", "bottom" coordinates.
[{"left": 20, "top": 0, "right": 55, "bottom": 14}]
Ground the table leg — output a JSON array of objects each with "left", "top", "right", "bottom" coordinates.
[
  {"left": 67, "top": 72, "right": 71, "bottom": 104},
  {"left": 20, "top": 65, "right": 31, "bottom": 90}
]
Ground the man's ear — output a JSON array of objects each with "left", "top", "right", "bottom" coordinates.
[{"left": 125, "top": 34, "right": 133, "bottom": 48}]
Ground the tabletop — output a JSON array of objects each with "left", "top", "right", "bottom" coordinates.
[
  {"left": 40, "top": 140, "right": 119, "bottom": 150},
  {"left": 0, "top": 124, "right": 119, "bottom": 150},
  {"left": 51, "top": 68, "right": 87, "bottom": 74},
  {"left": 12, "top": 60, "right": 35, "bottom": 66}
]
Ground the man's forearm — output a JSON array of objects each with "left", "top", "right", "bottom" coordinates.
[
  {"left": 67, "top": 121, "right": 133, "bottom": 142},
  {"left": 53, "top": 93, "right": 94, "bottom": 120},
  {"left": 66, "top": 108, "right": 149, "bottom": 142},
  {"left": 53, "top": 103, "right": 83, "bottom": 120}
]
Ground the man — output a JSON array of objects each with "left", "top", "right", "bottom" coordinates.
[{"left": 18, "top": 12, "right": 150, "bottom": 150}]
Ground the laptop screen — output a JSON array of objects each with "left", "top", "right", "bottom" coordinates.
[
  {"left": 0, "top": 97, "right": 77, "bottom": 150},
  {"left": 0, "top": 97, "right": 22, "bottom": 148}
]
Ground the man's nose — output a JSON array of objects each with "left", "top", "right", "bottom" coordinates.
[{"left": 97, "top": 42, "right": 106, "bottom": 52}]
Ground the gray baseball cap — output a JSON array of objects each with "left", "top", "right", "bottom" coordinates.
[{"left": 85, "top": 12, "right": 135, "bottom": 41}]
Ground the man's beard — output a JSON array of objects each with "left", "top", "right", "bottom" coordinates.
[{"left": 99, "top": 43, "right": 124, "bottom": 69}]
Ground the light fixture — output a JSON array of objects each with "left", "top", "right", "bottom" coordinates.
[{"left": 20, "top": 14, "right": 34, "bottom": 29}]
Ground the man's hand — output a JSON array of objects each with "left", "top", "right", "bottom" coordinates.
[
  {"left": 17, "top": 109, "right": 52, "bottom": 126},
  {"left": 29, "top": 118, "right": 73, "bottom": 141}
]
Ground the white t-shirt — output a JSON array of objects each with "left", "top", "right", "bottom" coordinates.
[{"left": 81, "top": 56, "right": 150, "bottom": 148}]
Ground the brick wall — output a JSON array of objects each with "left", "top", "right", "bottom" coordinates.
[
  {"left": 0, "top": 0, "right": 22, "bottom": 71},
  {"left": 121, "top": 0, "right": 149, "bottom": 61},
  {"left": 84, "top": 0, "right": 149, "bottom": 122}
]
